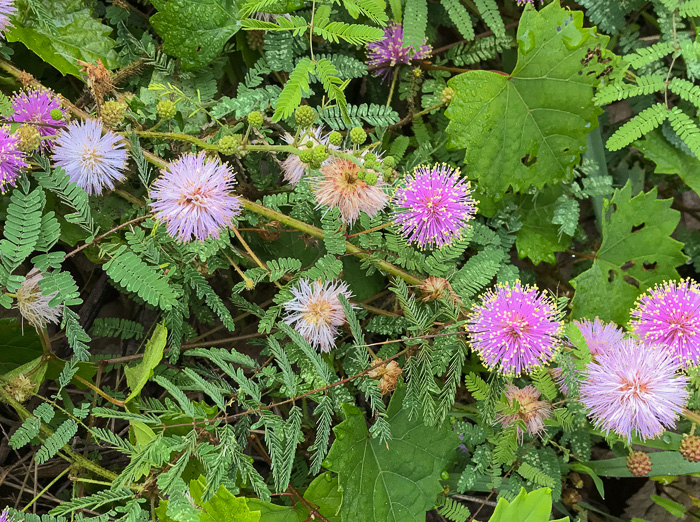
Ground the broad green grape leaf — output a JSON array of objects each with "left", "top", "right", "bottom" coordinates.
[
  {"left": 124, "top": 323, "right": 167, "bottom": 403},
  {"left": 324, "top": 386, "right": 460, "bottom": 521},
  {"left": 0, "top": 318, "right": 43, "bottom": 374},
  {"left": 7, "top": 0, "right": 120, "bottom": 77},
  {"left": 515, "top": 186, "right": 572, "bottom": 265},
  {"left": 445, "top": 0, "right": 617, "bottom": 194},
  {"left": 156, "top": 476, "right": 261, "bottom": 522},
  {"left": 488, "top": 487, "right": 569, "bottom": 522},
  {"left": 570, "top": 182, "right": 687, "bottom": 325},
  {"left": 247, "top": 474, "right": 341, "bottom": 521},
  {"left": 150, "top": 0, "right": 241, "bottom": 71},
  {"left": 635, "top": 129, "right": 700, "bottom": 196}
]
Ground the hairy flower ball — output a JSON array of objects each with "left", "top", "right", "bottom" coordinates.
[
  {"left": 626, "top": 451, "right": 652, "bottom": 477},
  {"left": 0, "top": 509, "right": 13, "bottom": 522},
  {"left": 0, "top": 0, "right": 15, "bottom": 37},
  {"left": 11, "top": 88, "right": 66, "bottom": 149},
  {"left": 150, "top": 152, "right": 241, "bottom": 242},
  {"left": 393, "top": 164, "right": 477, "bottom": 249},
  {"left": 315, "top": 158, "right": 389, "bottom": 226},
  {"left": 574, "top": 317, "right": 624, "bottom": 356},
  {"left": 281, "top": 126, "right": 331, "bottom": 185},
  {"left": 497, "top": 384, "right": 552, "bottom": 441},
  {"left": 630, "top": 279, "right": 700, "bottom": 367},
  {"left": 52, "top": 119, "right": 128, "bottom": 195},
  {"left": 15, "top": 269, "right": 62, "bottom": 329},
  {"left": 283, "top": 279, "right": 353, "bottom": 352},
  {"left": 0, "top": 126, "right": 27, "bottom": 191},
  {"left": 467, "top": 281, "right": 562, "bottom": 376},
  {"left": 367, "top": 23, "right": 432, "bottom": 80},
  {"left": 580, "top": 339, "right": 688, "bottom": 441}
]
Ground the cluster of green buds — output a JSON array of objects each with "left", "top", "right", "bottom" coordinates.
[
  {"left": 218, "top": 134, "right": 244, "bottom": 156},
  {"left": 101, "top": 100, "right": 127, "bottom": 127},
  {"left": 16, "top": 125, "right": 41, "bottom": 152},
  {"left": 299, "top": 144, "right": 329, "bottom": 170},
  {"left": 156, "top": 99, "right": 178, "bottom": 120}
]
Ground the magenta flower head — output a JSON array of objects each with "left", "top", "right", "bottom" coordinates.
[
  {"left": 467, "top": 281, "right": 562, "bottom": 376},
  {"left": 11, "top": 88, "right": 66, "bottom": 149},
  {"left": 150, "top": 152, "right": 241, "bottom": 242},
  {"left": 630, "top": 279, "right": 700, "bottom": 367},
  {"left": 574, "top": 317, "right": 625, "bottom": 357},
  {"left": 367, "top": 23, "right": 431, "bottom": 80},
  {"left": 52, "top": 119, "right": 127, "bottom": 195},
  {"left": 0, "top": 126, "right": 27, "bottom": 191},
  {"left": 1, "top": 509, "right": 12, "bottom": 522},
  {"left": 393, "top": 164, "right": 477, "bottom": 249},
  {"left": 283, "top": 279, "right": 353, "bottom": 352},
  {"left": 580, "top": 339, "right": 688, "bottom": 441},
  {"left": 0, "top": 0, "right": 16, "bottom": 37}
]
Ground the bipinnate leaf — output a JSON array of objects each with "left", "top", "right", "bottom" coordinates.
[
  {"left": 7, "top": 0, "right": 119, "bottom": 77},
  {"left": 488, "top": 487, "right": 569, "bottom": 522},
  {"left": 124, "top": 323, "right": 167, "bottom": 403},
  {"left": 150, "top": 0, "right": 241, "bottom": 70},
  {"left": 635, "top": 129, "right": 700, "bottom": 196},
  {"left": 324, "top": 386, "right": 460, "bottom": 521},
  {"left": 570, "top": 182, "right": 687, "bottom": 325},
  {"left": 445, "top": 0, "right": 617, "bottom": 194}
]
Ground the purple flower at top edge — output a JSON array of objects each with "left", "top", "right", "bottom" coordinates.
[
  {"left": 580, "top": 339, "right": 688, "bottom": 441},
  {"left": 0, "top": 126, "right": 27, "bottom": 191},
  {"left": 630, "top": 279, "right": 700, "bottom": 368},
  {"left": 393, "top": 163, "right": 477, "bottom": 249},
  {"left": 0, "top": 0, "right": 16, "bottom": 38},
  {"left": 467, "top": 281, "right": 562, "bottom": 376},
  {"left": 574, "top": 317, "right": 625, "bottom": 356},
  {"left": 150, "top": 152, "right": 241, "bottom": 242},
  {"left": 11, "top": 88, "right": 66, "bottom": 150},
  {"left": 367, "top": 22, "right": 431, "bottom": 80}
]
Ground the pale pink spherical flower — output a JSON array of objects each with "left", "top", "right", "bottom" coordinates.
[
  {"left": 14, "top": 269, "right": 62, "bottom": 329},
  {"left": 497, "top": 384, "right": 552, "bottom": 442},
  {"left": 283, "top": 279, "right": 353, "bottom": 352},
  {"left": 315, "top": 158, "right": 388, "bottom": 226},
  {"left": 574, "top": 317, "right": 625, "bottom": 356}
]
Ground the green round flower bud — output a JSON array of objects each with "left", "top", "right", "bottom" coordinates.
[
  {"left": 219, "top": 134, "right": 243, "bottom": 155},
  {"left": 364, "top": 171, "right": 378, "bottom": 186},
  {"left": 349, "top": 127, "right": 367, "bottom": 145},
  {"left": 294, "top": 105, "right": 316, "bottom": 128},
  {"left": 364, "top": 152, "right": 377, "bottom": 162},
  {"left": 299, "top": 149, "right": 313, "bottom": 164},
  {"left": 101, "top": 100, "right": 126, "bottom": 127},
  {"left": 440, "top": 471, "right": 450, "bottom": 481},
  {"left": 356, "top": 170, "right": 367, "bottom": 181},
  {"left": 16, "top": 125, "right": 41, "bottom": 152},
  {"left": 383, "top": 156, "right": 396, "bottom": 168},
  {"left": 383, "top": 169, "right": 394, "bottom": 183},
  {"left": 309, "top": 158, "right": 323, "bottom": 170},
  {"left": 329, "top": 131, "right": 343, "bottom": 147},
  {"left": 441, "top": 86, "right": 456, "bottom": 105},
  {"left": 248, "top": 111, "right": 264, "bottom": 128},
  {"left": 305, "top": 140, "right": 314, "bottom": 149},
  {"left": 156, "top": 99, "right": 177, "bottom": 120},
  {"left": 364, "top": 158, "right": 377, "bottom": 169},
  {"left": 50, "top": 108, "right": 64, "bottom": 121},
  {"left": 312, "top": 144, "right": 328, "bottom": 163}
]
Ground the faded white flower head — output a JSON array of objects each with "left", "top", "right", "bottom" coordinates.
[
  {"left": 15, "top": 269, "right": 62, "bottom": 329},
  {"left": 281, "top": 126, "right": 331, "bottom": 185},
  {"left": 283, "top": 278, "right": 353, "bottom": 352}
]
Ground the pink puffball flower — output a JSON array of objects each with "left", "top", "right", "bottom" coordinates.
[
  {"left": 283, "top": 279, "right": 353, "bottom": 352},
  {"left": 367, "top": 23, "right": 432, "bottom": 80},
  {"left": 393, "top": 164, "right": 477, "bottom": 249},
  {"left": 0, "top": 126, "right": 27, "bottom": 191},
  {"left": 315, "top": 158, "right": 388, "bottom": 226},
  {"left": 281, "top": 126, "right": 331, "bottom": 185},
  {"left": 0, "top": 0, "right": 15, "bottom": 37},
  {"left": 580, "top": 339, "right": 688, "bottom": 441},
  {"left": 467, "top": 281, "right": 562, "bottom": 376},
  {"left": 574, "top": 317, "right": 625, "bottom": 356},
  {"left": 630, "top": 279, "right": 700, "bottom": 368},
  {"left": 150, "top": 152, "right": 241, "bottom": 243},
  {"left": 52, "top": 119, "right": 128, "bottom": 195},
  {"left": 11, "top": 88, "right": 66, "bottom": 149},
  {"left": 497, "top": 384, "right": 552, "bottom": 442}
]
